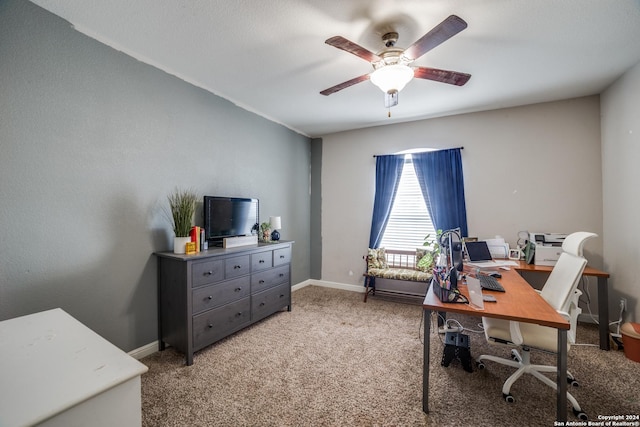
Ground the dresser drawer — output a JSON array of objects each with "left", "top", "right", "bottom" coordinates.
[
  {"left": 225, "top": 255, "right": 250, "bottom": 278},
  {"left": 251, "top": 283, "right": 290, "bottom": 323},
  {"left": 192, "top": 297, "right": 251, "bottom": 350},
  {"left": 251, "top": 265, "right": 290, "bottom": 293},
  {"left": 192, "top": 276, "right": 251, "bottom": 315},
  {"left": 251, "top": 250, "right": 273, "bottom": 272},
  {"left": 273, "top": 247, "right": 292, "bottom": 266},
  {"left": 192, "top": 259, "right": 225, "bottom": 287}
]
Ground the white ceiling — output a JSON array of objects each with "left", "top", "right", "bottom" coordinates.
[{"left": 30, "top": 0, "right": 640, "bottom": 137}]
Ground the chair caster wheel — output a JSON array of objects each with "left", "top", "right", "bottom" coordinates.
[
  {"left": 573, "top": 408, "right": 588, "bottom": 420},
  {"left": 567, "top": 377, "right": 579, "bottom": 387},
  {"left": 476, "top": 362, "right": 485, "bottom": 369},
  {"left": 503, "top": 393, "right": 515, "bottom": 403}
]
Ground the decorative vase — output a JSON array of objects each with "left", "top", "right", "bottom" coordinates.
[
  {"left": 261, "top": 229, "right": 271, "bottom": 243},
  {"left": 173, "top": 236, "right": 191, "bottom": 254}
]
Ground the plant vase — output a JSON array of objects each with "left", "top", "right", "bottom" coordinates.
[
  {"left": 167, "top": 188, "right": 197, "bottom": 254},
  {"left": 173, "top": 236, "right": 191, "bottom": 254}
]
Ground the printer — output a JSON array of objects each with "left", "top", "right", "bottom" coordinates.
[{"left": 529, "top": 233, "right": 568, "bottom": 266}]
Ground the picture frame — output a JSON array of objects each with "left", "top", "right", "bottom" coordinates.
[{"left": 509, "top": 248, "right": 522, "bottom": 260}]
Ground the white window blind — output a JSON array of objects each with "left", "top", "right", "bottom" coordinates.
[{"left": 379, "top": 157, "right": 436, "bottom": 251}]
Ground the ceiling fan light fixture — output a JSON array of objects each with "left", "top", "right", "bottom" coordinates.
[{"left": 370, "top": 64, "right": 414, "bottom": 94}]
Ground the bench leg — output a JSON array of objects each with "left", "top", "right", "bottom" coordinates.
[
  {"left": 363, "top": 276, "right": 374, "bottom": 302},
  {"left": 364, "top": 276, "right": 369, "bottom": 302}
]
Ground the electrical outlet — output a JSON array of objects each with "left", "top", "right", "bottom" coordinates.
[{"left": 620, "top": 298, "right": 627, "bottom": 312}]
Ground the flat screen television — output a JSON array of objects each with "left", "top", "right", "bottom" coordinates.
[{"left": 204, "top": 196, "right": 259, "bottom": 246}]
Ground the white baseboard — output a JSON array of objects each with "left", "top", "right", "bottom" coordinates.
[
  {"left": 292, "top": 279, "right": 313, "bottom": 291},
  {"left": 578, "top": 313, "right": 599, "bottom": 325},
  {"left": 293, "top": 279, "right": 364, "bottom": 293},
  {"left": 128, "top": 341, "right": 158, "bottom": 360},
  {"left": 304, "top": 279, "right": 364, "bottom": 293}
]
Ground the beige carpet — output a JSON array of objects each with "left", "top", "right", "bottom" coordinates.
[{"left": 141, "top": 285, "right": 640, "bottom": 426}]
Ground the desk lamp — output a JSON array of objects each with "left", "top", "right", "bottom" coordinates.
[{"left": 270, "top": 216, "right": 281, "bottom": 241}]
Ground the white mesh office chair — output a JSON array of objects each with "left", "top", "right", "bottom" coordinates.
[{"left": 476, "top": 231, "right": 597, "bottom": 420}]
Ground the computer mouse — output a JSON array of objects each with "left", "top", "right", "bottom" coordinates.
[{"left": 489, "top": 272, "right": 502, "bottom": 278}]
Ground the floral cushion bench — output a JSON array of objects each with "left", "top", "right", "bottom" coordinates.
[{"left": 363, "top": 248, "right": 435, "bottom": 302}]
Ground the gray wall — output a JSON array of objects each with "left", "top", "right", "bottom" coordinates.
[
  {"left": 601, "top": 60, "right": 640, "bottom": 324},
  {"left": 0, "top": 1, "right": 311, "bottom": 351},
  {"left": 320, "top": 97, "right": 604, "bottom": 311},
  {"left": 310, "top": 138, "right": 322, "bottom": 279}
]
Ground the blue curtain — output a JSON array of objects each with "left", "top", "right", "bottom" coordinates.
[
  {"left": 413, "top": 148, "right": 468, "bottom": 237},
  {"left": 368, "top": 155, "right": 405, "bottom": 248}
]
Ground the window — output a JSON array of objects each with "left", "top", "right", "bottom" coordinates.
[{"left": 379, "top": 155, "right": 436, "bottom": 251}]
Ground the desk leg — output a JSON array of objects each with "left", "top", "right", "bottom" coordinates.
[
  {"left": 423, "top": 308, "right": 431, "bottom": 413},
  {"left": 598, "top": 276, "right": 610, "bottom": 350},
  {"left": 557, "top": 329, "right": 568, "bottom": 423}
]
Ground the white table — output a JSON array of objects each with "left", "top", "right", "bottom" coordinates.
[{"left": 0, "top": 308, "right": 148, "bottom": 427}]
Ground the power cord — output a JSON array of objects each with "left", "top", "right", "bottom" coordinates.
[
  {"left": 433, "top": 312, "right": 484, "bottom": 337},
  {"left": 579, "top": 276, "right": 625, "bottom": 335}
]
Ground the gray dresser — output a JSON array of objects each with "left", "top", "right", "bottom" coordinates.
[{"left": 156, "top": 241, "right": 293, "bottom": 365}]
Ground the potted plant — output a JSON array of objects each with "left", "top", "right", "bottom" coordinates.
[
  {"left": 168, "top": 188, "right": 197, "bottom": 254},
  {"left": 417, "top": 231, "right": 441, "bottom": 271},
  {"left": 260, "top": 221, "right": 271, "bottom": 243}
]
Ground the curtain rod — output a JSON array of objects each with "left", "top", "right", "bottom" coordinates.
[{"left": 372, "top": 146, "right": 464, "bottom": 157}]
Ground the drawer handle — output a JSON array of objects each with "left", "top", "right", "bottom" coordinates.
[
  {"left": 279, "top": 255, "right": 285, "bottom": 259},
  {"left": 234, "top": 287, "right": 242, "bottom": 292},
  {"left": 279, "top": 273, "right": 284, "bottom": 277},
  {"left": 259, "top": 259, "right": 265, "bottom": 263},
  {"left": 208, "top": 323, "right": 214, "bottom": 328},
  {"left": 208, "top": 296, "right": 213, "bottom": 300},
  {"left": 259, "top": 280, "right": 265, "bottom": 284},
  {"left": 234, "top": 265, "right": 241, "bottom": 269},
  {"left": 259, "top": 302, "right": 265, "bottom": 307},
  {"left": 235, "top": 312, "right": 242, "bottom": 317},
  {"left": 205, "top": 270, "right": 213, "bottom": 276},
  {"left": 280, "top": 294, "right": 285, "bottom": 298}
]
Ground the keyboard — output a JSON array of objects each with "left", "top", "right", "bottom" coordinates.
[{"left": 478, "top": 275, "right": 505, "bottom": 292}]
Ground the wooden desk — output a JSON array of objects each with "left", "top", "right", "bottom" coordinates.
[
  {"left": 422, "top": 269, "right": 571, "bottom": 422},
  {"left": 513, "top": 261, "right": 611, "bottom": 350}
]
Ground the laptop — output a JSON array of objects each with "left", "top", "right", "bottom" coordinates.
[
  {"left": 465, "top": 241, "right": 493, "bottom": 262},
  {"left": 465, "top": 241, "right": 519, "bottom": 268},
  {"left": 465, "top": 276, "right": 485, "bottom": 310}
]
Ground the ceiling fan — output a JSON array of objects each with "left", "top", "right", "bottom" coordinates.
[{"left": 320, "top": 15, "right": 471, "bottom": 110}]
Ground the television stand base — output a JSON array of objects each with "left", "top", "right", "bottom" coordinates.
[{"left": 223, "top": 235, "right": 258, "bottom": 248}]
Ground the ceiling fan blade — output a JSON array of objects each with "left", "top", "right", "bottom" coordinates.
[
  {"left": 320, "top": 74, "right": 371, "bottom": 96},
  {"left": 403, "top": 15, "right": 468, "bottom": 61},
  {"left": 414, "top": 67, "right": 471, "bottom": 86},
  {"left": 325, "top": 36, "right": 382, "bottom": 63}
]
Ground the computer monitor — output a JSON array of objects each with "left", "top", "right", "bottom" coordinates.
[{"left": 441, "top": 228, "right": 464, "bottom": 272}]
